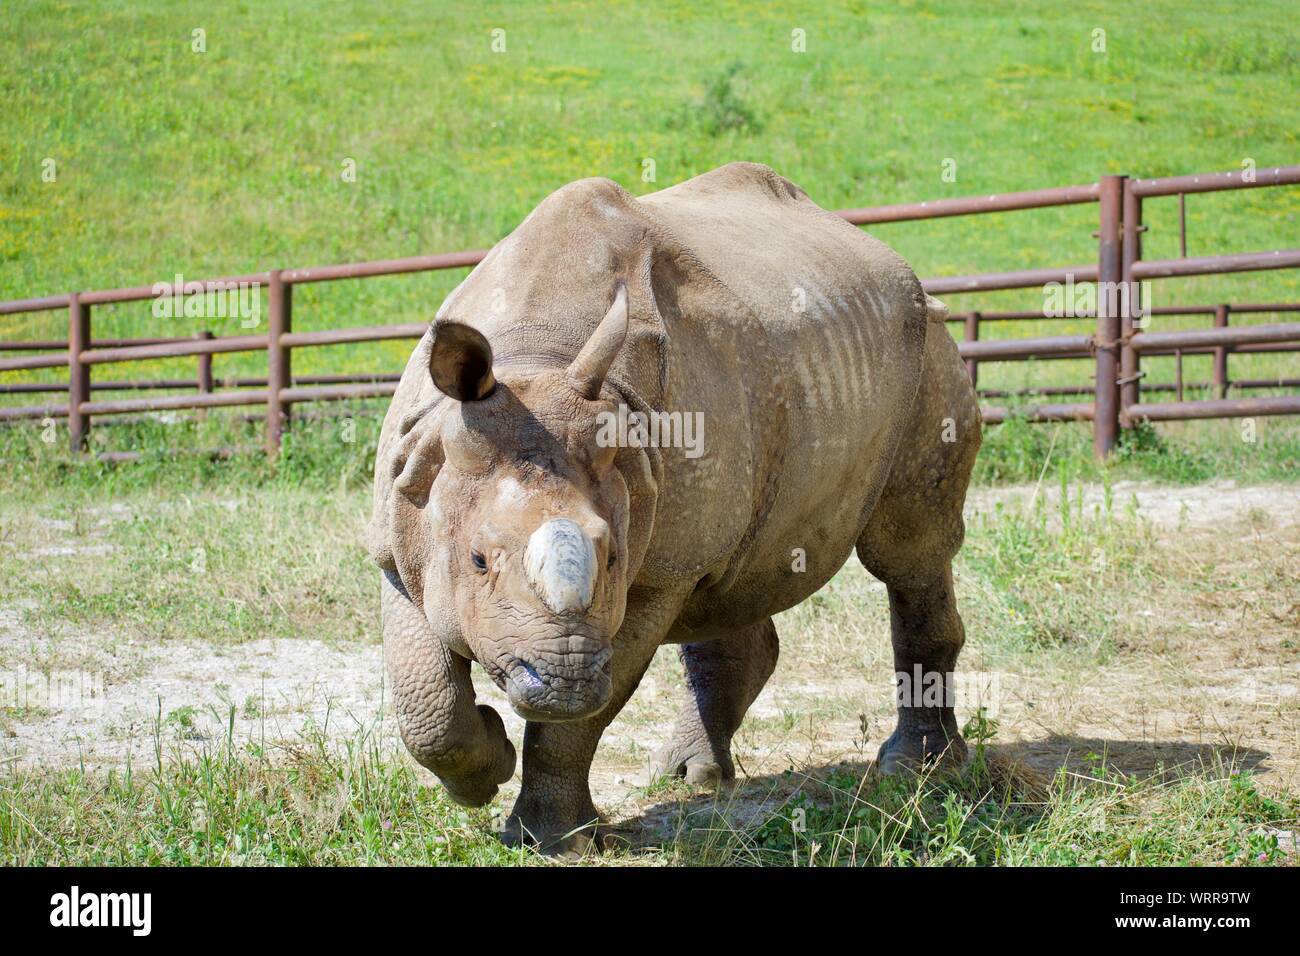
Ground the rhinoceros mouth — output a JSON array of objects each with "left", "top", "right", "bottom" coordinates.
[{"left": 490, "top": 641, "right": 613, "bottom": 722}]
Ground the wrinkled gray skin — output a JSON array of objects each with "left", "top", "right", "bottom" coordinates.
[{"left": 369, "top": 163, "right": 980, "bottom": 853}]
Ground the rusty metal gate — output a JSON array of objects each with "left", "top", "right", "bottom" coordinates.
[{"left": 2, "top": 165, "right": 1298, "bottom": 459}]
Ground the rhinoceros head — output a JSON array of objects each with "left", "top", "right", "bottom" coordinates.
[{"left": 393, "top": 284, "right": 641, "bottom": 723}]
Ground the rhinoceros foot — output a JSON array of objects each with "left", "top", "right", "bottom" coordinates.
[
  {"left": 499, "top": 799, "right": 603, "bottom": 858},
  {"left": 649, "top": 737, "right": 734, "bottom": 789},
  {"left": 875, "top": 721, "right": 969, "bottom": 776}
]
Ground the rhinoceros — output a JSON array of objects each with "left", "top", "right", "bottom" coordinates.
[{"left": 369, "top": 162, "right": 980, "bottom": 852}]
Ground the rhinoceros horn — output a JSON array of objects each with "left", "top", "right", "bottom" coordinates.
[
  {"left": 428, "top": 321, "right": 496, "bottom": 401},
  {"left": 568, "top": 283, "right": 628, "bottom": 399}
]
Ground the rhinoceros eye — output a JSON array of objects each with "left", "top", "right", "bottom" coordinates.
[{"left": 471, "top": 550, "right": 487, "bottom": 572}]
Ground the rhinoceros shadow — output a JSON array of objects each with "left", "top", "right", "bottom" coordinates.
[
  {"left": 988, "top": 734, "right": 1270, "bottom": 782},
  {"left": 606, "top": 735, "right": 1272, "bottom": 854}
]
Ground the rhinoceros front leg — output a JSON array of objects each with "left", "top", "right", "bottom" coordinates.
[
  {"left": 650, "top": 617, "right": 779, "bottom": 787},
  {"left": 502, "top": 588, "right": 687, "bottom": 855},
  {"left": 381, "top": 570, "right": 516, "bottom": 807}
]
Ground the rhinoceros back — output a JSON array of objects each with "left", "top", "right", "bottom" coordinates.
[{"left": 636, "top": 162, "right": 927, "bottom": 419}]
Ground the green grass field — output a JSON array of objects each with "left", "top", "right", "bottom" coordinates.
[
  {"left": 2, "top": 2, "right": 1299, "bottom": 866},
  {"left": 5, "top": 731, "right": 1295, "bottom": 865},
  {"left": 1, "top": 0, "right": 1297, "bottom": 405}
]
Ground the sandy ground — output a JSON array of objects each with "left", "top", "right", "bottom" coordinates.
[
  {"left": 3, "top": 480, "right": 1298, "bottom": 837},
  {"left": 975, "top": 478, "right": 1300, "bottom": 533}
]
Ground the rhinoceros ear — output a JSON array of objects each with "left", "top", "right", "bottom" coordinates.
[
  {"left": 429, "top": 321, "right": 496, "bottom": 401},
  {"left": 568, "top": 283, "right": 628, "bottom": 400}
]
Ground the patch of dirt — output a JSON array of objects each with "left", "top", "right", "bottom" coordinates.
[
  {"left": 967, "top": 479, "right": 1300, "bottom": 531},
  {"left": 1, "top": 622, "right": 387, "bottom": 770}
]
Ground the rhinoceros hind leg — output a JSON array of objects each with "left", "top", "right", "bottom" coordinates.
[
  {"left": 857, "top": 325, "right": 980, "bottom": 775},
  {"left": 650, "top": 617, "right": 779, "bottom": 788},
  {"left": 870, "top": 568, "right": 970, "bottom": 773}
]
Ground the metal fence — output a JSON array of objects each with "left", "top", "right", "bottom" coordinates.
[{"left": 2, "top": 165, "right": 1298, "bottom": 458}]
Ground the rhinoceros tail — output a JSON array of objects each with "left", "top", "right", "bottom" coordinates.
[{"left": 924, "top": 294, "right": 949, "bottom": 323}]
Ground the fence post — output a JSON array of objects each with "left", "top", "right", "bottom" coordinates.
[
  {"left": 1094, "top": 175, "right": 1125, "bottom": 458},
  {"left": 1213, "top": 304, "right": 1229, "bottom": 399},
  {"left": 266, "top": 271, "right": 292, "bottom": 456},
  {"left": 197, "top": 330, "right": 214, "bottom": 394},
  {"left": 196, "top": 330, "right": 214, "bottom": 421},
  {"left": 1119, "top": 181, "right": 1143, "bottom": 419},
  {"left": 964, "top": 311, "right": 980, "bottom": 387},
  {"left": 68, "top": 293, "right": 91, "bottom": 452}
]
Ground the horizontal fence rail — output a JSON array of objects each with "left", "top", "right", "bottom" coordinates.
[
  {"left": 837, "top": 182, "right": 1102, "bottom": 224},
  {"left": 1, "top": 165, "right": 1298, "bottom": 459}
]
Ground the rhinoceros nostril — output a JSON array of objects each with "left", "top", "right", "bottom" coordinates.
[
  {"left": 512, "top": 661, "right": 545, "bottom": 691},
  {"left": 501, "top": 645, "right": 614, "bottom": 722}
]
